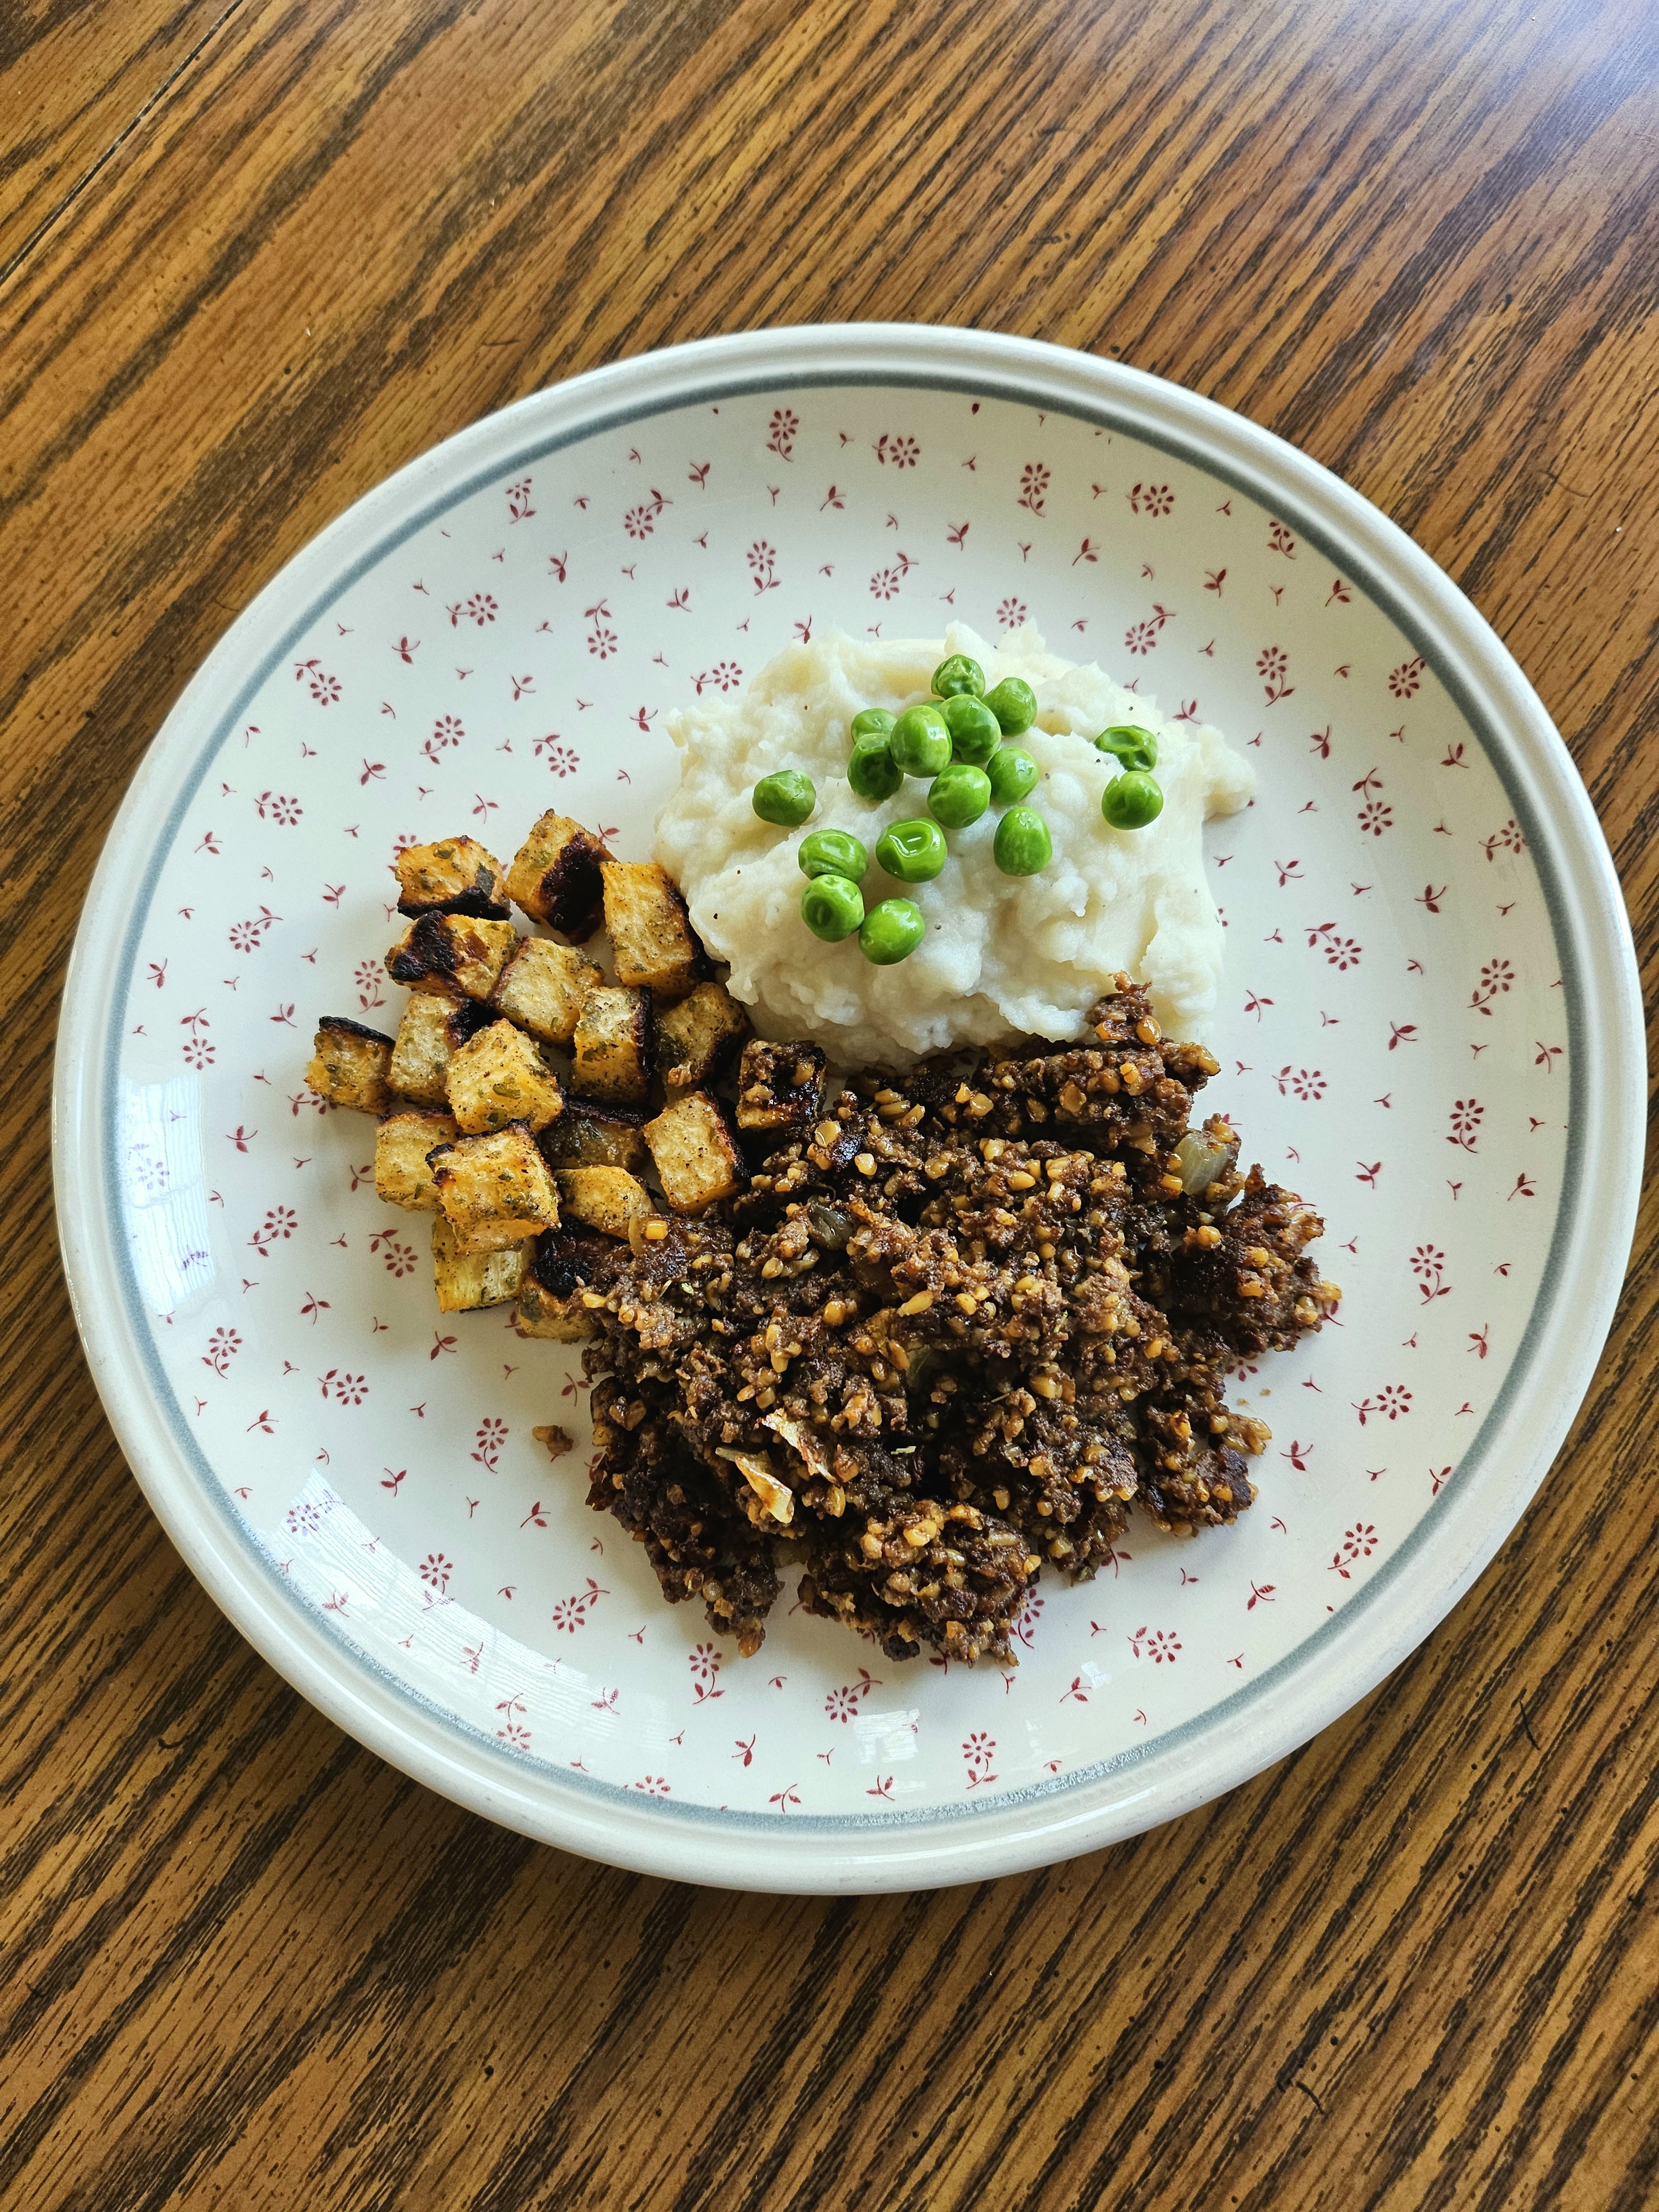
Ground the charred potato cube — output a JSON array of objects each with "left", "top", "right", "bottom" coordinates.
[
  {"left": 515, "top": 1232, "right": 618, "bottom": 1340},
  {"left": 735, "top": 1037, "right": 826, "bottom": 1136},
  {"left": 432, "top": 1215, "right": 531, "bottom": 1312},
  {"left": 643, "top": 1091, "right": 747, "bottom": 1214},
  {"left": 306, "top": 1016, "right": 394, "bottom": 1113},
  {"left": 572, "top": 985, "right": 653, "bottom": 1103},
  {"left": 386, "top": 913, "right": 518, "bottom": 1000},
  {"left": 387, "top": 990, "right": 494, "bottom": 1107},
  {"left": 655, "top": 979, "right": 750, "bottom": 1089},
  {"left": 601, "top": 860, "right": 706, "bottom": 998},
  {"left": 538, "top": 1096, "right": 651, "bottom": 1174},
  {"left": 430, "top": 1122, "right": 561, "bottom": 1253},
  {"left": 445, "top": 1019, "right": 564, "bottom": 1134},
  {"left": 375, "top": 1109, "right": 458, "bottom": 1210},
  {"left": 555, "top": 1167, "right": 656, "bottom": 1238},
  {"left": 505, "top": 812, "right": 611, "bottom": 941},
  {"left": 490, "top": 936, "right": 601, "bottom": 1047},
  {"left": 395, "top": 834, "right": 509, "bottom": 919}
]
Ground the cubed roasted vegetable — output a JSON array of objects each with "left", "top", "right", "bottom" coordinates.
[
  {"left": 490, "top": 936, "right": 600, "bottom": 1046},
  {"left": 445, "top": 1019, "right": 564, "bottom": 1134},
  {"left": 305, "top": 1016, "right": 395, "bottom": 1113},
  {"left": 395, "top": 834, "right": 509, "bottom": 919},
  {"left": 375, "top": 1109, "right": 458, "bottom": 1210},
  {"left": 655, "top": 978, "right": 751, "bottom": 1089},
  {"left": 571, "top": 984, "right": 653, "bottom": 1103},
  {"left": 505, "top": 812, "right": 611, "bottom": 940},
  {"left": 734, "top": 1037, "right": 827, "bottom": 1136},
  {"left": 515, "top": 1232, "right": 619, "bottom": 1340},
  {"left": 386, "top": 914, "right": 518, "bottom": 999},
  {"left": 433, "top": 1215, "right": 532, "bottom": 1312},
  {"left": 430, "top": 1122, "right": 561, "bottom": 1252},
  {"left": 386, "top": 990, "right": 494, "bottom": 1107},
  {"left": 601, "top": 859, "right": 706, "bottom": 998},
  {"left": 643, "top": 1091, "right": 747, "bottom": 1213},
  {"left": 537, "top": 1096, "right": 651, "bottom": 1173},
  {"left": 555, "top": 1166, "right": 656, "bottom": 1238}
]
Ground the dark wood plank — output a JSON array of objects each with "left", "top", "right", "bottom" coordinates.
[
  {"left": 0, "top": 0, "right": 239, "bottom": 279},
  {"left": 3, "top": 1, "right": 1657, "bottom": 2205}
]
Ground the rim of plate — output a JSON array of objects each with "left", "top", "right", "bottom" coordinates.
[{"left": 53, "top": 324, "right": 1644, "bottom": 1893}]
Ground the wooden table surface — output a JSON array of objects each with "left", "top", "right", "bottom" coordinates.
[{"left": 5, "top": 2, "right": 1657, "bottom": 2204}]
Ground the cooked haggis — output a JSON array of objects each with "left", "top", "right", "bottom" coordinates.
[{"left": 567, "top": 978, "right": 1336, "bottom": 1664}]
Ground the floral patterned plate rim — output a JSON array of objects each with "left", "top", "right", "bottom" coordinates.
[{"left": 54, "top": 325, "right": 1641, "bottom": 1893}]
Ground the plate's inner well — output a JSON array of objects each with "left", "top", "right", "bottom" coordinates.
[{"left": 113, "top": 384, "right": 1564, "bottom": 1824}]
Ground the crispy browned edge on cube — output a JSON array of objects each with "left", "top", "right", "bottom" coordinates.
[
  {"left": 445, "top": 1019, "right": 565, "bottom": 1134},
  {"left": 734, "top": 1037, "right": 827, "bottom": 1134},
  {"left": 505, "top": 812, "right": 611, "bottom": 941},
  {"left": 555, "top": 1167, "right": 656, "bottom": 1237},
  {"left": 572, "top": 984, "right": 653, "bottom": 1103},
  {"left": 490, "top": 936, "right": 601, "bottom": 1046},
  {"left": 601, "top": 859, "right": 706, "bottom": 998},
  {"left": 656, "top": 979, "right": 751, "bottom": 1089},
  {"left": 432, "top": 1215, "right": 531, "bottom": 1311},
  {"left": 429, "top": 1122, "right": 561, "bottom": 1251},
  {"left": 306, "top": 1016, "right": 394, "bottom": 1113},
  {"left": 516, "top": 1232, "right": 620, "bottom": 1340},
  {"left": 538, "top": 1096, "right": 651, "bottom": 1173},
  {"left": 375, "top": 1109, "right": 458, "bottom": 1209},
  {"left": 386, "top": 914, "right": 518, "bottom": 999},
  {"left": 643, "top": 1090, "right": 747, "bottom": 1213},
  {"left": 395, "top": 835, "right": 509, "bottom": 919},
  {"left": 387, "top": 990, "right": 495, "bottom": 1106}
]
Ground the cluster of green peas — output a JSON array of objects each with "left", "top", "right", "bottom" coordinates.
[{"left": 750, "top": 655, "right": 1166, "bottom": 967}]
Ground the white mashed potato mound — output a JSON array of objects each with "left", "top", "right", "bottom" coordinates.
[{"left": 655, "top": 623, "right": 1253, "bottom": 1066}]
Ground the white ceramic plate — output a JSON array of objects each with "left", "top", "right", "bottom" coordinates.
[{"left": 54, "top": 326, "right": 1641, "bottom": 1893}]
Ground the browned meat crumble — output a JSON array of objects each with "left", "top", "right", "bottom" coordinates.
[{"left": 572, "top": 977, "right": 1338, "bottom": 1666}]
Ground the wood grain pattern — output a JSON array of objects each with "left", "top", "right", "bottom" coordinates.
[
  {"left": 3, "top": 1, "right": 1657, "bottom": 2204},
  {"left": 0, "top": 0, "right": 239, "bottom": 279}
]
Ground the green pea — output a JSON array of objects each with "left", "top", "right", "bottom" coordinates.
[
  {"left": 1102, "top": 769, "right": 1164, "bottom": 830},
  {"left": 941, "top": 694, "right": 1002, "bottom": 766},
  {"left": 993, "top": 805, "right": 1051, "bottom": 877},
  {"left": 928, "top": 762, "right": 991, "bottom": 828},
  {"left": 752, "top": 770, "right": 816, "bottom": 827},
  {"left": 931, "top": 654, "right": 985, "bottom": 700},
  {"left": 889, "top": 703, "right": 952, "bottom": 779},
  {"left": 875, "top": 816, "right": 948, "bottom": 883},
  {"left": 985, "top": 746, "right": 1039, "bottom": 804},
  {"left": 859, "top": 897, "right": 926, "bottom": 966},
  {"left": 798, "top": 828, "right": 868, "bottom": 881},
  {"left": 848, "top": 731, "right": 904, "bottom": 802},
  {"left": 801, "top": 873, "right": 865, "bottom": 942},
  {"left": 850, "top": 707, "right": 896, "bottom": 743},
  {"left": 983, "top": 676, "right": 1037, "bottom": 734},
  {"left": 1095, "top": 723, "right": 1159, "bottom": 771}
]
